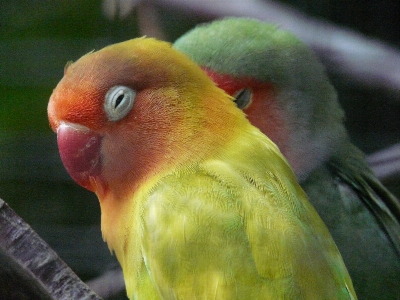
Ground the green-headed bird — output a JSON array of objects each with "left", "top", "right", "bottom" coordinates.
[{"left": 174, "top": 17, "right": 400, "bottom": 300}]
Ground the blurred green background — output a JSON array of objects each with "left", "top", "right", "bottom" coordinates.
[{"left": 1, "top": 1, "right": 399, "bottom": 299}]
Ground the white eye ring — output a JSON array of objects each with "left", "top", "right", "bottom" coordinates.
[{"left": 104, "top": 85, "right": 136, "bottom": 121}]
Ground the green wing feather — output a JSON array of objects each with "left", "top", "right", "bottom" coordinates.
[
  {"left": 329, "top": 143, "right": 400, "bottom": 255},
  {"left": 301, "top": 144, "right": 400, "bottom": 299}
]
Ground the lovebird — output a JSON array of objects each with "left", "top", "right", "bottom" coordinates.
[
  {"left": 174, "top": 17, "right": 400, "bottom": 299},
  {"left": 47, "top": 37, "right": 357, "bottom": 299}
]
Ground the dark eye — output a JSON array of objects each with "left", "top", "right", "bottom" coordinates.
[
  {"left": 232, "top": 88, "right": 252, "bottom": 109},
  {"left": 104, "top": 85, "right": 136, "bottom": 121}
]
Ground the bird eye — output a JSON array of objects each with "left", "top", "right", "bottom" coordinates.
[
  {"left": 104, "top": 85, "right": 136, "bottom": 121},
  {"left": 232, "top": 88, "right": 252, "bottom": 109}
]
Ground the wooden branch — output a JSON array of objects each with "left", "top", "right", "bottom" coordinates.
[
  {"left": 0, "top": 198, "right": 102, "bottom": 300},
  {"left": 367, "top": 143, "right": 400, "bottom": 180},
  {"left": 101, "top": 0, "right": 139, "bottom": 20},
  {"left": 149, "top": 0, "right": 400, "bottom": 95},
  {"left": 136, "top": 1, "right": 167, "bottom": 39},
  {"left": 86, "top": 267, "right": 126, "bottom": 299}
]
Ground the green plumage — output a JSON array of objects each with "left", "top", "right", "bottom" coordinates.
[
  {"left": 174, "top": 17, "right": 400, "bottom": 299},
  {"left": 174, "top": 18, "right": 345, "bottom": 181}
]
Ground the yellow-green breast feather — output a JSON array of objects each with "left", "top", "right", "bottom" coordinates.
[{"left": 120, "top": 129, "right": 356, "bottom": 299}]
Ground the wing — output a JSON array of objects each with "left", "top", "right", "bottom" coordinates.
[
  {"left": 329, "top": 144, "right": 400, "bottom": 256},
  {"left": 322, "top": 143, "right": 400, "bottom": 299},
  {"left": 140, "top": 159, "right": 355, "bottom": 300}
]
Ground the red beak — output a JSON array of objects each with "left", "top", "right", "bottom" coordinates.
[{"left": 56, "top": 122, "right": 103, "bottom": 191}]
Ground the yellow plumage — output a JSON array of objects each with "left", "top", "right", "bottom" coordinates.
[
  {"left": 48, "top": 38, "right": 357, "bottom": 299},
  {"left": 114, "top": 128, "right": 356, "bottom": 299}
]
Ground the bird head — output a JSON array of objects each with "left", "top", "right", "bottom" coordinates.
[
  {"left": 48, "top": 37, "right": 243, "bottom": 200},
  {"left": 174, "top": 18, "right": 347, "bottom": 180}
]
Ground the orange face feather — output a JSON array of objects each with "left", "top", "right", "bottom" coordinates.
[
  {"left": 47, "top": 38, "right": 245, "bottom": 202},
  {"left": 48, "top": 38, "right": 252, "bottom": 256}
]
